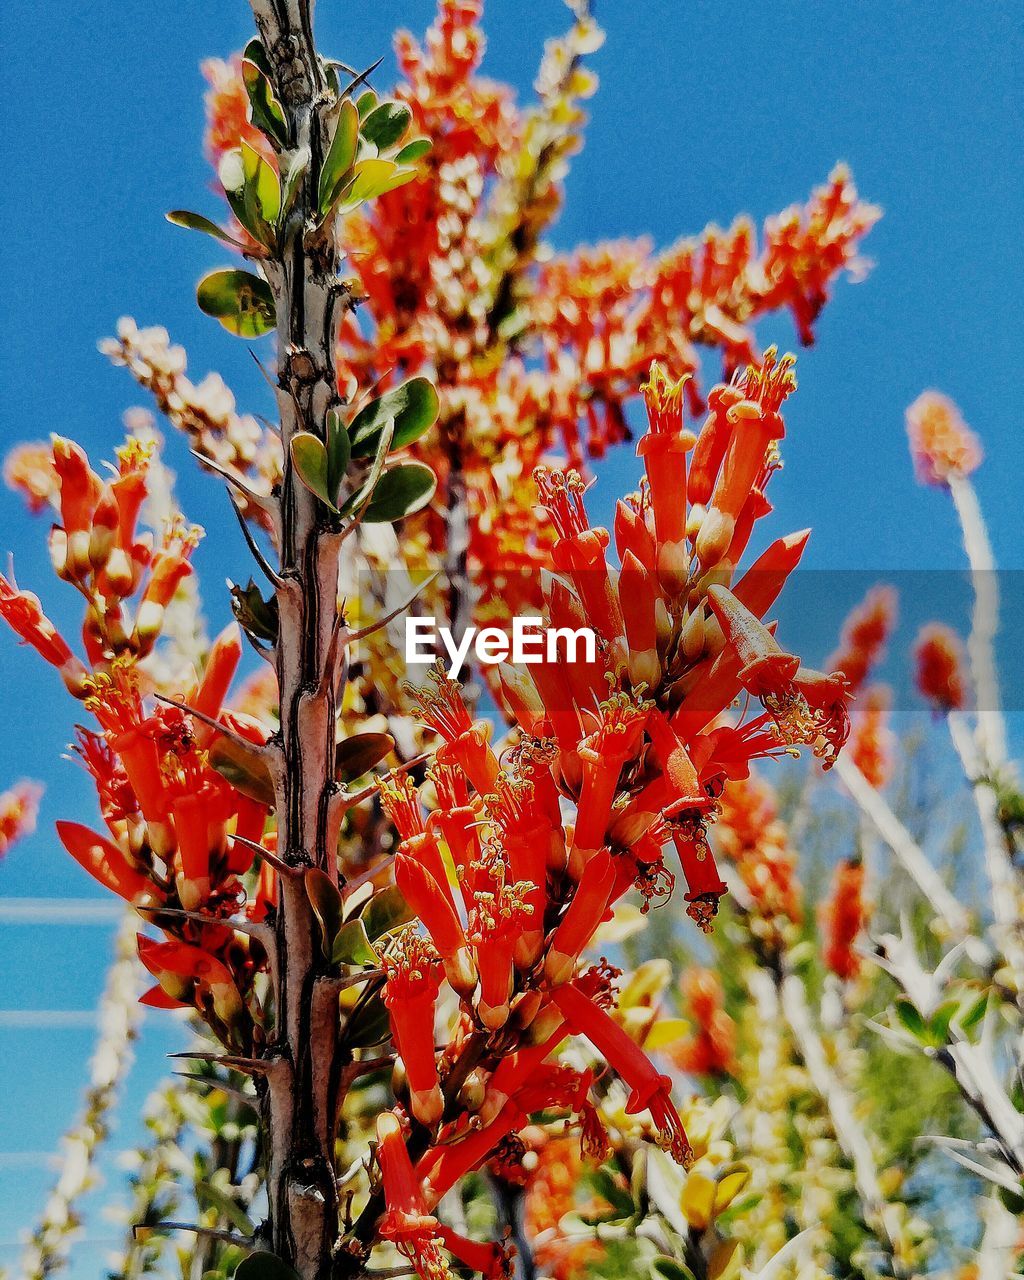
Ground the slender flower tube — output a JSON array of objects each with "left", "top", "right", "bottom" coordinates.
[
  {"left": 544, "top": 850, "right": 618, "bottom": 986},
  {"left": 382, "top": 931, "right": 445, "bottom": 1127},
  {"left": 550, "top": 982, "right": 693, "bottom": 1166},
  {"left": 618, "top": 551, "right": 662, "bottom": 689},
  {"left": 0, "top": 575, "right": 89, "bottom": 694},
  {"left": 376, "top": 1112, "right": 453, "bottom": 1279},
  {"left": 637, "top": 363, "right": 695, "bottom": 593}
]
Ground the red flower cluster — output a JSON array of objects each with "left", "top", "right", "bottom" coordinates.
[
  {"left": 369, "top": 353, "right": 850, "bottom": 1275},
  {"left": 0, "top": 780, "right": 43, "bottom": 861},
  {"left": 826, "top": 585, "right": 898, "bottom": 695},
  {"left": 669, "top": 968, "right": 737, "bottom": 1078},
  {"left": 849, "top": 684, "right": 895, "bottom": 789},
  {"left": 906, "top": 391, "right": 982, "bottom": 488},
  {"left": 820, "top": 858, "right": 869, "bottom": 982},
  {"left": 0, "top": 435, "right": 274, "bottom": 1048},
  {"left": 715, "top": 772, "right": 803, "bottom": 931},
  {"left": 913, "top": 623, "right": 967, "bottom": 713}
]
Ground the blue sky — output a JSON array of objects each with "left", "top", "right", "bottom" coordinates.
[{"left": 1, "top": 0, "right": 1020, "bottom": 1270}]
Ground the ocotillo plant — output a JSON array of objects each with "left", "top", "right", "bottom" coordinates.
[{"left": 0, "top": 3, "right": 890, "bottom": 1279}]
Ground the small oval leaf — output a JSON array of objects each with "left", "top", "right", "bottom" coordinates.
[
  {"left": 197, "top": 269, "right": 275, "bottom": 338},
  {"left": 395, "top": 138, "right": 432, "bottom": 165},
  {"left": 289, "top": 432, "right": 338, "bottom": 512},
  {"left": 208, "top": 736, "right": 275, "bottom": 807},
  {"left": 332, "top": 917, "right": 379, "bottom": 968},
  {"left": 361, "top": 100, "right": 413, "bottom": 151},
  {"left": 318, "top": 98, "right": 360, "bottom": 214},
  {"left": 359, "top": 884, "right": 413, "bottom": 941},
  {"left": 363, "top": 463, "right": 436, "bottom": 523},
  {"left": 335, "top": 732, "right": 395, "bottom": 782},
  {"left": 305, "top": 867, "right": 344, "bottom": 959},
  {"left": 349, "top": 377, "right": 439, "bottom": 457},
  {"left": 234, "top": 1252, "right": 301, "bottom": 1280}
]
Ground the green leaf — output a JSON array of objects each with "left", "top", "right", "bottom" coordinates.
[
  {"left": 335, "top": 732, "right": 394, "bottom": 782},
  {"left": 229, "top": 579, "right": 279, "bottom": 644},
  {"left": 343, "top": 986, "right": 390, "bottom": 1048},
  {"left": 197, "top": 269, "right": 275, "bottom": 338},
  {"left": 335, "top": 158, "right": 398, "bottom": 210},
  {"left": 355, "top": 89, "right": 377, "bottom": 119},
  {"left": 348, "top": 377, "right": 440, "bottom": 458},
  {"left": 332, "top": 918, "right": 379, "bottom": 968},
  {"left": 305, "top": 868, "right": 344, "bottom": 960},
  {"left": 208, "top": 736, "right": 276, "bottom": 807},
  {"left": 359, "top": 884, "right": 413, "bottom": 941},
  {"left": 218, "top": 150, "right": 265, "bottom": 244},
  {"left": 241, "top": 141, "right": 281, "bottom": 225},
  {"left": 957, "top": 989, "right": 989, "bottom": 1036},
  {"left": 893, "top": 997, "right": 927, "bottom": 1041},
  {"left": 361, "top": 101, "right": 413, "bottom": 151},
  {"left": 395, "top": 138, "right": 432, "bottom": 165},
  {"left": 363, "top": 462, "right": 437, "bottom": 523},
  {"left": 340, "top": 418, "right": 394, "bottom": 517},
  {"left": 234, "top": 1252, "right": 301, "bottom": 1280},
  {"left": 166, "top": 210, "right": 250, "bottom": 251},
  {"left": 289, "top": 433, "right": 338, "bottom": 512},
  {"left": 650, "top": 1260, "right": 695, "bottom": 1280},
  {"left": 927, "top": 999, "right": 961, "bottom": 1046},
  {"left": 242, "top": 59, "right": 288, "bottom": 148},
  {"left": 242, "top": 37, "right": 271, "bottom": 76},
  {"left": 325, "top": 409, "right": 351, "bottom": 501},
  {"left": 195, "top": 1180, "right": 256, "bottom": 1237},
  {"left": 318, "top": 98, "right": 360, "bottom": 214}
]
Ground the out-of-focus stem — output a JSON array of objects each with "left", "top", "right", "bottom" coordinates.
[
  {"left": 779, "top": 969, "right": 910, "bottom": 1277},
  {"left": 947, "top": 711, "right": 1024, "bottom": 999},
  {"left": 948, "top": 475, "right": 1007, "bottom": 769},
  {"left": 834, "top": 754, "right": 979, "bottom": 948},
  {"left": 19, "top": 912, "right": 142, "bottom": 1280}
]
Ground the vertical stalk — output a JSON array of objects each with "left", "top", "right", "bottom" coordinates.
[{"left": 246, "top": 2, "right": 349, "bottom": 1273}]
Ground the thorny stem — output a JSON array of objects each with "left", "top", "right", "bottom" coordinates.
[{"left": 245, "top": 1, "right": 353, "bottom": 1274}]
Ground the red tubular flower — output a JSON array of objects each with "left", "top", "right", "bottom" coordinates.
[
  {"left": 544, "top": 850, "right": 617, "bottom": 986},
  {"left": 0, "top": 575, "right": 88, "bottom": 694},
  {"left": 570, "top": 691, "right": 650, "bottom": 872},
  {"left": 468, "top": 852, "right": 531, "bottom": 1030},
  {"left": 381, "top": 773, "right": 460, "bottom": 916},
  {"left": 395, "top": 853, "right": 476, "bottom": 996},
  {"left": 136, "top": 934, "right": 245, "bottom": 1030},
  {"left": 849, "top": 684, "right": 894, "bottom": 788},
  {"left": 731, "top": 528, "right": 811, "bottom": 620},
  {"left": 613, "top": 499, "right": 657, "bottom": 578},
  {"left": 495, "top": 663, "right": 547, "bottom": 736},
  {"left": 550, "top": 982, "right": 693, "bottom": 1166},
  {"left": 52, "top": 437, "right": 102, "bottom": 579},
  {"left": 637, "top": 364, "right": 695, "bottom": 593},
  {"left": 696, "top": 350, "right": 796, "bottom": 567},
  {"left": 913, "top": 622, "right": 967, "bottom": 713},
  {"left": 487, "top": 776, "right": 553, "bottom": 970},
  {"left": 410, "top": 665, "right": 500, "bottom": 798},
  {"left": 534, "top": 467, "right": 624, "bottom": 648},
  {"left": 906, "top": 391, "right": 982, "bottom": 487},
  {"left": 376, "top": 1111, "right": 455, "bottom": 1280},
  {"left": 382, "top": 932, "right": 445, "bottom": 1127},
  {"left": 56, "top": 821, "right": 150, "bottom": 902},
  {"left": 671, "top": 816, "right": 728, "bottom": 933},
  {"left": 191, "top": 622, "right": 243, "bottom": 745},
  {"left": 687, "top": 383, "right": 745, "bottom": 512},
  {"left": 706, "top": 584, "right": 800, "bottom": 697},
  {"left": 171, "top": 784, "right": 229, "bottom": 912},
  {"left": 544, "top": 572, "right": 612, "bottom": 706},
  {"left": 419, "top": 1102, "right": 525, "bottom": 1208},
  {"left": 820, "top": 858, "right": 868, "bottom": 981},
  {"left": 618, "top": 551, "right": 662, "bottom": 689}
]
